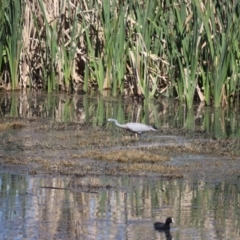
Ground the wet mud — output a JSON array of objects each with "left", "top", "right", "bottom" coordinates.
[{"left": 1, "top": 119, "right": 240, "bottom": 183}]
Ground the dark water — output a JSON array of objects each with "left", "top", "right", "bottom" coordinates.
[
  {"left": 1, "top": 92, "right": 240, "bottom": 239},
  {"left": 0, "top": 173, "right": 240, "bottom": 240}
]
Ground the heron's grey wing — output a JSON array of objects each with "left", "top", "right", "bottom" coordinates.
[{"left": 126, "top": 123, "right": 152, "bottom": 133}]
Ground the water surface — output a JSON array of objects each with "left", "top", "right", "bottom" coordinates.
[
  {"left": 1, "top": 91, "right": 240, "bottom": 138},
  {"left": 0, "top": 172, "right": 240, "bottom": 240}
]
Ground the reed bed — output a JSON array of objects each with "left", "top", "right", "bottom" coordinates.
[{"left": 0, "top": 0, "right": 240, "bottom": 108}]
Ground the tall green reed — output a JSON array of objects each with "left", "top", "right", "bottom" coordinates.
[
  {"left": 82, "top": 0, "right": 128, "bottom": 96},
  {"left": 38, "top": 0, "right": 59, "bottom": 93},
  {"left": 0, "top": 3, "right": 4, "bottom": 75},
  {"left": 1, "top": 0, "right": 240, "bottom": 109},
  {"left": 201, "top": 0, "right": 240, "bottom": 107},
  {"left": 128, "top": 1, "right": 163, "bottom": 99},
  {"left": 100, "top": 0, "right": 115, "bottom": 91},
  {"left": 60, "top": 1, "right": 81, "bottom": 92},
  {"left": 165, "top": 1, "right": 202, "bottom": 109},
  {"left": 162, "top": 0, "right": 240, "bottom": 108},
  {"left": 110, "top": 3, "right": 128, "bottom": 96},
  {"left": 83, "top": 15, "right": 105, "bottom": 93},
  {"left": 4, "top": 0, "right": 24, "bottom": 90}
]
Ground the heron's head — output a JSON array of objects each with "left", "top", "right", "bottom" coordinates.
[{"left": 107, "top": 118, "right": 115, "bottom": 122}]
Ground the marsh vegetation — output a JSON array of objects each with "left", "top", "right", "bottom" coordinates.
[{"left": 1, "top": 0, "right": 240, "bottom": 108}]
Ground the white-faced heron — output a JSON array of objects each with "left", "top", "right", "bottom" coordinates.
[{"left": 107, "top": 118, "right": 157, "bottom": 136}]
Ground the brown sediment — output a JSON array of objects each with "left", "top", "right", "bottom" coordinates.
[{"left": 0, "top": 120, "right": 240, "bottom": 179}]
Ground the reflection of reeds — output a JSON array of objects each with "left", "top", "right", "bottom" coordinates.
[
  {"left": 2, "top": 172, "right": 240, "bottom": 239},
  {"left": 1, "top": 1, "right": 240, "bottom": 107},
  {"left": 2, "top": 91, "right": 240, "bottom": 138}
]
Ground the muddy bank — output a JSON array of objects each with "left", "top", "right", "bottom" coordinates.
[{"left": 0, "top": 120, "right": 240, "bottom": 181}]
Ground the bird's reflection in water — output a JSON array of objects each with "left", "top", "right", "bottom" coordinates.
[{"left": 155, "top": 229, "right": 173, "bottom": 240}]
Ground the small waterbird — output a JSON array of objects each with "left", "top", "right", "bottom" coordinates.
[
  {"left": 154, "top": 217, "right": 175, "bottom": 230},
  {"left": 107, "top": 118, "right": 157, "bottom": 137}
]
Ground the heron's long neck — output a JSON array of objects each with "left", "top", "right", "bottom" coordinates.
[{"left": 114, "top": 120, "right": 126, "bottom": 128}]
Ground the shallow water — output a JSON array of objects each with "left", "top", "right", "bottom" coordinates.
[
  {"left": 1, "top": 172, "right": 240, "bottom": 240},
  {"left": 1, "top": 91, "right": 240, "bottom": 138}
]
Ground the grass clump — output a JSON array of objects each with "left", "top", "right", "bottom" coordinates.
[
  {"left": 0, "top": 122, "right": 26, "bottom": 131},
  {"left": 79, "top": 149, "right": 181, "bottom": 176},
  {"left": 80, "top": 149, "right": 170, "bottom": 163}
]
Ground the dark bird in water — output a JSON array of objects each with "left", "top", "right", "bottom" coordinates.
[
  {"left": 107, "top": 118, "right": 157, "bottom": 137},
  {"left": 154, "top": 217, "right": 175, "bottom": 230}
]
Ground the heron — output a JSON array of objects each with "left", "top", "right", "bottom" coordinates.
[{"left": 107, "top": 118, "right": 157, "bottom": 137}]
